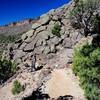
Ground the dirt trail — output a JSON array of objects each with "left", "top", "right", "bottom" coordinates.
[
  {"left": 43, "top": 68, "right": 85, "bottom": 100},
  {"left": 0, "top": 49, "right": 85, "bottom": 100},
  {"left": 41, "top": 49, "right": 85, "bottom": 100}
]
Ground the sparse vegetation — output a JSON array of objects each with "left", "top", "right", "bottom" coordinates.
[
  {"left": 0, "top": 33, "right": 23, "bottom": 43},
  {"left": 70, "top": 0, "right": 100, "bottom": 37},
  {"left": 73, "top": 43, "right": 100, "bottom": 99},
  {"left": 12, "top": 80, "right": 24, "bottom": 95},
  {"left": 0, "top": 59, "right": 17, "bottom": 84},
  {"left": 52, "top": 23, "right": 61, "bottom": 37}
]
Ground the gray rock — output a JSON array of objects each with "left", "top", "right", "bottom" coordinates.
[
  {"left": 19, "top": 43, "right": 27, "bottom": 50},
  {"left": 66, "top": 49, "right": 73, "bottom": 58},
  {"left": 52, "top": 15, "right": 59, "bottom": 21},
  {"left": 62, "top": 38, "right": 72, "bottom": 48},
  {"left": 36, "top": 39, "right": 43, "bottom": 47},
  {"left": 43, "top": 46, "right": 50, "bottom": 54},
  {"left": 47, "top": 21, "right": 55, "bottom": 31},
  {"left": 25, "top": 37, "right": 33, "bottom": 43},
  {"left": 15, "top": 39, "right": 22, "bottom": 44},
  {"left": 50, "top": 44, "right": 56, "bottom": 53},
  {"left": 34, "top": 62, "right": 43, "bottom": 71},
  {"left": 21, "top": 33, "right": 27, "bottom": 40},
  {"left": 46, "top": 25, "right": 55, "bottom": 36},
  {"left": 15, "top": 58, "right": 22, "bottom": 65},
  {"left": 28, "top": 55, "right": 36, "bottom": 70},
  {"left": 51, "top": 37, "right": 60, "bottom": 45},
  {"left": 7, "top": 43, "right": 14, "bottom": 50},
  {"left": 14, "top": 50, "right": 26, "bottom": 59},
  {"left": 67, "top": 58, "right": 73, "bottom": 64},
  {"left": 71, "top": 32, "right": 83, "bottom": 45},
  {"left": 60, "top": 26, "right": 65, "bottom": 35},
  {"left": 42, "top": 40, "right": 47, "bottom": 46},
  {"left": 65, "top": 31, "right": 70, "bottom": 37},
  {"left": 48, "top": 9, "right": 55, "bottom": 15},
  {"left": 23, "top": 41, "right": 36, "bottom": 52},
  {"left": 26, "top": 30, "right": 35, "bottom": 37},
  {"left": 13, "top": 96, "right": 22, "bottom": 100},
  {"left": 39, "top": 14, "right": 50, "bottom": 25},
  {"left": 38, "top": 31, "right": 50, "bottom": 40},
  {"left": 61, "top": 19, "right": 70, "bottom": 26},
  {"left": 32, "top": 15, "right": 50, "bottom": 30},
  {"left": 35, "top": 26, "right": 46, "bottom": 34},
  {"left": 32, "top": 14, "right": 50, "bottom": 30},
  {"left": 32, "top": 22, "right": 41, "bottom": 30},
  {"left": 56, "top": 44, "right": 63, "bottom": 51},
  {"left": 49, "top": 20, "right": 55, "bottom": 25},
  {"left": 55, "top": 21, "right": 61, "bottom": 26},
  {"left": 34, "top": 46, "right": 45, "bottom": 54}
]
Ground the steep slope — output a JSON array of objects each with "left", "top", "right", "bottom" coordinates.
[{"left": 0, "top": 1, "right": 85, "bottom": 100}]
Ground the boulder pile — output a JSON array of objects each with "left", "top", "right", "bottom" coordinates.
[{"left": 6, "top": 1, "right": 82, "bottom": 71}]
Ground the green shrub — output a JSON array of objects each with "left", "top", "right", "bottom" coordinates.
[
  {"left": 12, "top": 80, "right": 24, "bottom": 95},
  {"left": 73, "top": 43, "right": 100, "bottom": 99},
  {"left": 0, "top": 59, "right": 17, "bottom": 83},
  {"left": 52, "top": 23, "right": 61, "bottom": 37}
]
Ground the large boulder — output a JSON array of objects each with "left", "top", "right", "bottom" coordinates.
[
  {"left": 38, "top": 30, "right": 50, "bottom": 40},
  {"left": 52, "top": 15, "right": 59, "bottom": 21},
  {"left": 23, "top": 41, "right": 36, "bottom": 52},
  {"left": 50, "top": 37, "right": 61, "bottom": 45},
  {"left": 43, "top": 46, "right": 51, "bottom": 54},
  {"left": 32, "top": 14, "right": 50, "bottom": 30},
  {"left": 21, "top": 33, "right": 28, "bottom": 40},
  {"left": 21, "top": 30, "right": 34, "bottom": 41},
  {"left": 26, "top": 30, "right": 35, "bottom": 37},
  {"left": 39, "top": 14, "right": 50, "bottom": 25},
  {"left": 25, "top": 37, "right": 33, "bottom": 43},
  {"left": 32, "top": 22, "right": 41, "bottom": 30},
  {"left": 35, "top": 26, "right": 46, "bottom": 34}
]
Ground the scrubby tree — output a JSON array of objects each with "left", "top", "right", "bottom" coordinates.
[
  {"left": 73, "top": 43, "right": 100, "bottom": 99},
  {"left": 70, "top": 0, "right": 100, "bottom": 37},
  {"left": 0, "top": 59, "right": 17, "bottom": 84}
]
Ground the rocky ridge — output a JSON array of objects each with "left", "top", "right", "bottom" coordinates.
[{"left": 0, "top": 1, "right": 85, "bottom": 100}]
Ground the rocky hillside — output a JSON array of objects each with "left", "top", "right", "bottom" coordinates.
[{"left": 0, "top": 1, "right": 86, "bottom": 100}]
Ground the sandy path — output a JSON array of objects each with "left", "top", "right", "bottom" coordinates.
[{"left": 43, "top": 68, "right": 85, "bottom": 100}]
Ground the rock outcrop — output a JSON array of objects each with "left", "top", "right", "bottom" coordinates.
[{"left": 7, "top": 1, "right": 82, "bottom": 68}]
